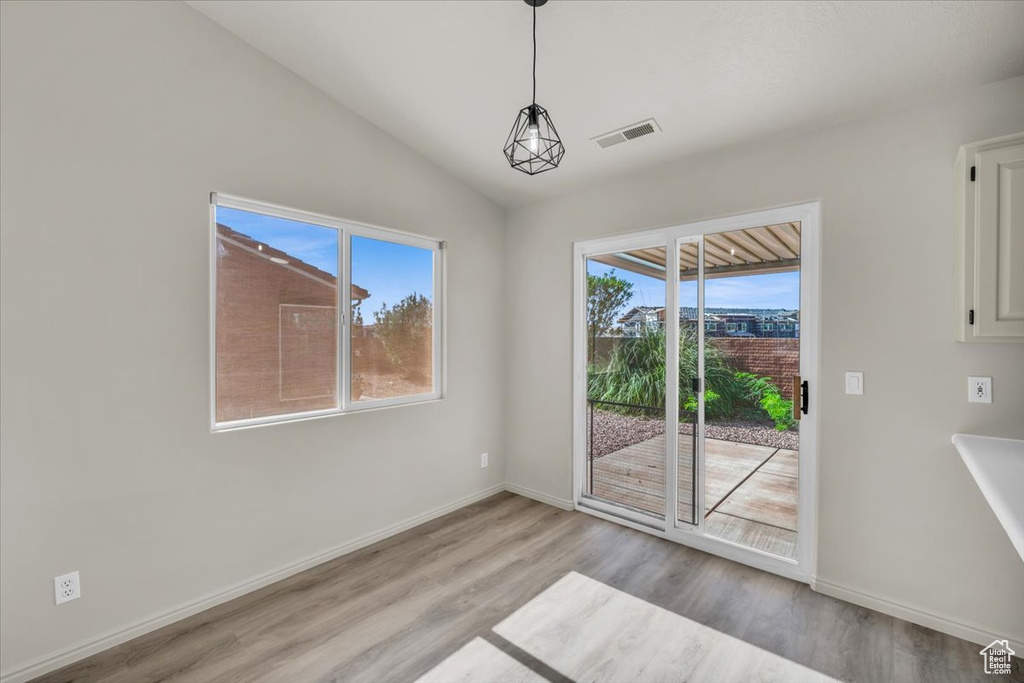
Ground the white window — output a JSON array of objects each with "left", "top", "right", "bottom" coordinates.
[
  {"left": 211, "top": 194, "right": 444, "bottom": 430},
  {"left": 762, "top": 323, "right": 774, "bottom": 331}
]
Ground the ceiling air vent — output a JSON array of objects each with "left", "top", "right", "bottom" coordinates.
[{"left": 593, "top": 118, "right": 661, "bottom": 149}]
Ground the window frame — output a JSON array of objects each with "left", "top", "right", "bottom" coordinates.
[{"left": 209, "top": 193, "right": 445, "bottom": 432}]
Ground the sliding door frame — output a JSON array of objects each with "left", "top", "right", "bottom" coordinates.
[
  {"left": 573, "top": 232, "right": 672, "bottom": 529},
  {"left": 572, "top": 201, "right": 820, "bottom": 584}
]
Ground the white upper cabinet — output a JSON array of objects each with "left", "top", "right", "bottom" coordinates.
[{"left": 955, "top": 133, "right": 1024, "bottom": 343}]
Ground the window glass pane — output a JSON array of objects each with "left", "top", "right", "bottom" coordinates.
[
  {"left": 351, "top": 235, "right": 435, "bottom": 402},
  {"left": 678, "top": 241, "right": 699, "bottom": 525},
  {"left": 584, "top": 248, "right": 667, "bottom": 519},
  {"left": 215, "top": 206, "right": 339, "bottom": 423}
]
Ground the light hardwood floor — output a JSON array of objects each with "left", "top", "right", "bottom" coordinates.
[{"left": 32, "top": 493, "right": 1019, "bottom": 683}]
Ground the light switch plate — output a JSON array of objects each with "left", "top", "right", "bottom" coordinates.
[
  {"left": 845, "top": 372, "right": 863, "bottom": 395},
  {"left": 968, "top": 376, "right": 992, "bottom": 403}
]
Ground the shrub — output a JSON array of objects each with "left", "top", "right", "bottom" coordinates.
[
  {"left": 588, "top": 328, "right": 665, "bottom": 413},
  {"left": 683, "top": 389, "right": 719, "bottom": 413},
  {"left": 588, "top": 327, "right": 742, "bottom": 419},
  {"left": 373, "top": 293, "right": 432, "bottom": 379},
  {"left": 736, "top": 372, "right": 796, "bottom": 431}
]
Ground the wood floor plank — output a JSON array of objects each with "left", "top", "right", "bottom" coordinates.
[{"left": 30, "top": 493, "right": 990, "bottom": 683}]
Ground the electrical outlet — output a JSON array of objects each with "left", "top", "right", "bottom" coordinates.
[
  {"left": 968, "top": 376, "right": 992, "bottom": 404},
  {"left": 54, "top": 571, "right": 80, "bottom": 605},
  {"left": 480, "top": 452, "right": 488, "bottom": 468}
]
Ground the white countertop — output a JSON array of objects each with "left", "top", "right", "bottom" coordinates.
[{"left": 952, "top": 434, "right": 1024, "bottom": 562}]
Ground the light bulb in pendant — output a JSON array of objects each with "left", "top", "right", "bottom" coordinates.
[
  {"left": 526, "top": 104, "right": 541, "bottom": 154},
  {"left": 527, "top": 123, "right": 541, "bottom": 153}
]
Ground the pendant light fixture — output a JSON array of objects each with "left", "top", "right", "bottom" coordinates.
[{"left": 503, "top": 0, "right": 564, "bottom": 175}]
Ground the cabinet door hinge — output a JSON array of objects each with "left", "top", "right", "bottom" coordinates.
[
  {"left": 969, "top": 309, "right": 975, "bottom": 325},
  {"left": 970, "top": 166, "right": 976, "bottom": 182}
]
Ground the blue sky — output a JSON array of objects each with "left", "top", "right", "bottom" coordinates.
[
  {"left": 351, "top": 236, "right": 433, "bottom": 312},
  {"left": 587, "top": 259, "right": 799, "bottom": 310},
  {"left": 217, "top": 206, "right": 433, "bottom": 312}
]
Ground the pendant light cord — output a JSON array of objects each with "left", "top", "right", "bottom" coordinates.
[{"left": 532, "top": 1, "right": 537, "bottom": 106}]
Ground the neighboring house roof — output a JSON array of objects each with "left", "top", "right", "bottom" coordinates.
[
  {"left": 617, "top": 306, "right": 800, "bottom": 331},
  {"left": 217, "top": 224, "right": 370, "bottom": 302},
  {"left": 617, "top": 306, "right": 661, "bottom": 324}
]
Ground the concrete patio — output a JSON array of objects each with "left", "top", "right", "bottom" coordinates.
[{"left": 587, "top": 435, "right": 798, "bottom": 560}]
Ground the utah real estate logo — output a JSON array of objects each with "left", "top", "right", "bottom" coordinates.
[{"left": 980, "top": 640, "right": 1015, "bottom": 675}]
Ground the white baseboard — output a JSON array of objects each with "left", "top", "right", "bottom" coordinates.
[
  {"left": 504, "top": 483, "right": 574, "bottom": 510},
  {"left": 0, "top": 484, "right": 506, "bottom": 683},
  {"left": 812, "top": 576, "right": 1024, "bottom": 653}
]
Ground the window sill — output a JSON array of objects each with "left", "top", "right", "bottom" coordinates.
[{"left": 211, "top": 395, "right": 444, "bottom": 433}]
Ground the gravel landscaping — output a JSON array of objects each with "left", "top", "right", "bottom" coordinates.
[{"left": 587, "top": 408, "right": 799, "bottom": 458}]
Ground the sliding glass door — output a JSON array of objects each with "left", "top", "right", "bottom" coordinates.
[
  {"left": 574, "top": 204, "right": 817, "bottom": 580},
  {"left": 697, "top": 224, "right": 802, "bottom": 561},
  {"left": 584, "top": 245, "right": 668, "bottom": 520}
]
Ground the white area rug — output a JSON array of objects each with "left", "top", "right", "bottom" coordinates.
[
  {"left": 416, "top": 637, "right": 547, "bottom": 683},
  {"left": 418, "top": 571, "right": 839, "bottom": 683}
]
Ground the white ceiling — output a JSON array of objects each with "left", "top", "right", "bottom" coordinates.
[{"left": 187, "top": 0, "right": 1024, "bottom": 208}]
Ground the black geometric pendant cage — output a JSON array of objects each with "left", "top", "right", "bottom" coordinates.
[
  {"left": 503, "top": 0, "right": 564, "bottom": 175},
  {"left": 504, "top": 104, "right": 565, "bottom": 175}
]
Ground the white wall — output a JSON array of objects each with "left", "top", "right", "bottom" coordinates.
[
  {"left": 0, "top": 1, "right": 506, "bottom": 676},
  {"left": 3, "top": 0, "right": 1023, "bottom": 677},
  {"left": 505, "top": 78, "right": 1024, "bottom": 645}
]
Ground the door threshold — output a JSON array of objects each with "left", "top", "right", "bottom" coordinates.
[{"left": 575, "top": 500, "right": 809, "bottom": 584}]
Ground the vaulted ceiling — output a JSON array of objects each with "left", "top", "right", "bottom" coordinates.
[{"left": 187, "top": 1, "right": 1024, "bottom": 208}]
